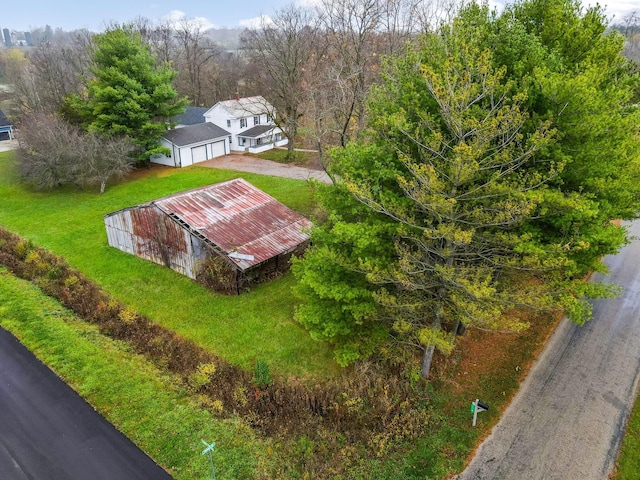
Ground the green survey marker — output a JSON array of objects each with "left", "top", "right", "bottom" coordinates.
[{"left": 201, "top": 439, "right": 217, "bottom": 480}]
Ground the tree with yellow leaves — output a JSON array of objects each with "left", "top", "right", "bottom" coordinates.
[{"left": 294, "top": 8, "right": 620, "bottom": 378}]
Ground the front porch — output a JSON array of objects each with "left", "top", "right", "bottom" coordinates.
[{"left": 236, "top": 125, "right": 287, "bottom": 154}]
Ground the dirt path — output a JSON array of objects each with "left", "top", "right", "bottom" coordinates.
[
  {"left": 455, "top": 220, "right": 640, "bottom": 480},
  {"left": 200, "top": 154, "right": 332, "bottom": 184}
]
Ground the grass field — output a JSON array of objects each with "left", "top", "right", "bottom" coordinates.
[
  {"left": 613, "top": 389, "right": 640, "bottom": 478},
  {"left": 0, "top": 151, "right": 336, "bottom": 379},
  {"left": 4, "top": 149, "right": 626, "bottom": 479},
  {"left": 0, "top": 269, "right": 276, "bottom": 479}
]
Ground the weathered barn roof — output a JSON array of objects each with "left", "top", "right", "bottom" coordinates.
[
  {"left": 121, "top": 178, "right": 312, "bottom": 270},
  {"left": 163, "top": 122, "right": 230, "bottom": 147}
]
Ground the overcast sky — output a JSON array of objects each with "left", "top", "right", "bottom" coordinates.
[{"left": 1, "top": 0, "right": 637, "bottom": 33}]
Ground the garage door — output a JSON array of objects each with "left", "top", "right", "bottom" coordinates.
[
  {"left": 209, "top": 140, "right": 226, "bottom": 159},
  {"left": 191, "top": 145, "right": 207, "bottom": 163}
]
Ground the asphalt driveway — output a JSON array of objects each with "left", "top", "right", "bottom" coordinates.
[{"left": 0, "top": 327, "right": 172, "bottom": 480}]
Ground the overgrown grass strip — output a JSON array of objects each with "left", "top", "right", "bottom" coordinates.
[{"left": 0, "top": 269, "right": 274, "bottom": 479}]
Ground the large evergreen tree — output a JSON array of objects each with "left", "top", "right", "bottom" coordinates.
[
  {"left": 486, "top": 0, "right": 640, "bottom": 278},
  {"left": 65, "top": 26, "right": 188, "bottom": 161},
  {"left": 294, "top": 0, "right": 638, "bottom": 378}
]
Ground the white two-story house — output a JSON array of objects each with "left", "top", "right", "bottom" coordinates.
[{"left": 204, "top": 96, "right": 288, "bottom": 154}]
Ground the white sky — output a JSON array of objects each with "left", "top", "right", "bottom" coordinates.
[{"left": 1, "top": 0, "right": 636, "bottom": 33}]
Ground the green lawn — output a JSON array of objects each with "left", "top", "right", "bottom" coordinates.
[
  {"left": 0, "top": 269, "right": 277, "bottom": 479},
  {"left": 251, "top": 148, "right": 318, "bottom": 166},
  {"left": 0, "top": 152, "right": 336, "bottom": 379},
  {"left": 613, "top": 391, "right": 640, "bottom": 478},
  {"left": 4, "top": 150, "right": 616, "bottom": 479}
]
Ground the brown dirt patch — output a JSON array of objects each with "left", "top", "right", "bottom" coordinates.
[{"left": 433, "top": 309, "right": 563, "bottom": 405}]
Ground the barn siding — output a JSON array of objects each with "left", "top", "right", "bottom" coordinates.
[
  {"left": 105, "top": 179, "right": 312, "bottom": 293},
  {"left": 105, "top": 205, "right": 200, "bottom": 279}
]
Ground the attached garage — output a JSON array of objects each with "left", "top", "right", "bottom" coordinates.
[
  {"left": 191, "top": 145, "right": 207, "bottom": 163},
  {"left": 210, "top": 140, "right": 226, "bottom": 159},
  {"left": 151, "top": 122, "right": 231, "bottom": 168}
]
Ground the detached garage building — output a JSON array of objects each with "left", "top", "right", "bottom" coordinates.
[
  {"left": 104, "top": 178, "right": 312, "bottom": 294},
  {"left": 151, "top": 122, "right": 230, "bottom": 168}
]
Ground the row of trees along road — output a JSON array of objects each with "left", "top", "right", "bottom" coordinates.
[{"left": 292, "top": 0, "right": 640, "bottom": 377}]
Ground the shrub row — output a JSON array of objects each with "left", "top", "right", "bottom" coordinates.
[{"left": 0, "top": 227, "right": 430, "bottom": 474}]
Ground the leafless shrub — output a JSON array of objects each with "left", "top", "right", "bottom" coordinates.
[{"left": 16, "top": 113, "right": 135, "bottom": 193}]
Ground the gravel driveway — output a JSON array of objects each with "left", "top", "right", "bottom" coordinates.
[{"left": 200, "top": 154, "right": 332, "bottom": 184}]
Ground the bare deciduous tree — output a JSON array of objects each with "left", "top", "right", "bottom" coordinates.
[
  {"left": 174, "top": 18, "right": 223, "bottom": 106},
  {"left": 8, "top": 37, "right": 89, "bottom": 116},
  {"left": 316, "top": 0, "right": 382, "bottom": 146},
  {"left": 621, "top": 12, "right": 640, "bottom": 65},
  {"left": 17, "top": 114, "right": 135, "bottom": 193},
  {"left": 241, "top": 5, "right": 321, "bottom": 158}
]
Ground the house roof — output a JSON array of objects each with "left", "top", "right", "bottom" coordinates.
[
  {"left": 238, "top": 124, "right": 276, "bottom": 138},
  {"left": 210, "top": 95, "right": 272, "bottom": 118},
  {"left": 151, "top": 178, "right": 312, "bottom": 270},
  {"left": 0, "top": 110, "right": 12, "bottom": 127},
  {"left": 163, "top": 123, "right": 230, "bottom": 147},
  {"left": 172, "top": 106, "right": 207, "bottom": 126}
]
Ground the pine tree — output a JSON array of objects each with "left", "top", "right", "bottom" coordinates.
[
  {"left": 294, "top": 0, "right": 639, "bottom": 378},
  {"left": 65, "top": 25, "right": 188, "bottom": 161}
]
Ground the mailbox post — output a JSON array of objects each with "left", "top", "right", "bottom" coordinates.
[{"left": 471, "top": 399, "right": 489, "bottom": 426}]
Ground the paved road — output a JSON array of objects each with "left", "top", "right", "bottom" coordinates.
[
  {"left": 456, "top": 220, "right": 640, "bottom": 479},
  {"left": 0, "top": 328, "right": 172, "bottom": 480}
]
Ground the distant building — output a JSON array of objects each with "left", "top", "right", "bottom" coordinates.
[
  {"left": 204, "top": 96, "right": 287, "bottom": 154},
  {"left": 2, "top": 29, "right": 12, "bottom": 47},
  {"left": 0, "top": 110, "right": 14, "bottom": 141},
  {"left": 24, "top": 32, "right": 33, "bottom": 46}
]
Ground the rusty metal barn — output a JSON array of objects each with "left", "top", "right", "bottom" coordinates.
[{"left": 104, "top": 178, "right": 312, "bottom": 293}]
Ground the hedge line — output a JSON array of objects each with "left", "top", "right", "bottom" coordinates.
[{"left": 0, "top": 227, "right": 430, "bottom": 475}]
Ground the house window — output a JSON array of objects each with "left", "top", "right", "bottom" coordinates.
[
  {"left": 267, "top": 115, "right": 272, "bottom": 123},
  {"left": 240, "top": 137, "right": 246, "bottom": 146},
  {"left": 228, "top": 136, "right": 232, "bottom": 144},
  {"left": 227, "top": 119, "right": 231, "bottom": 128},
  {"left": 256, "top": 138, "right": 263, "bottom": 146},
  {"left": 254, "top": 115, "right": 260, "bottom": 126},
  {"left": 240, "top": 118, "right": 247, "bottom": 128}
]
